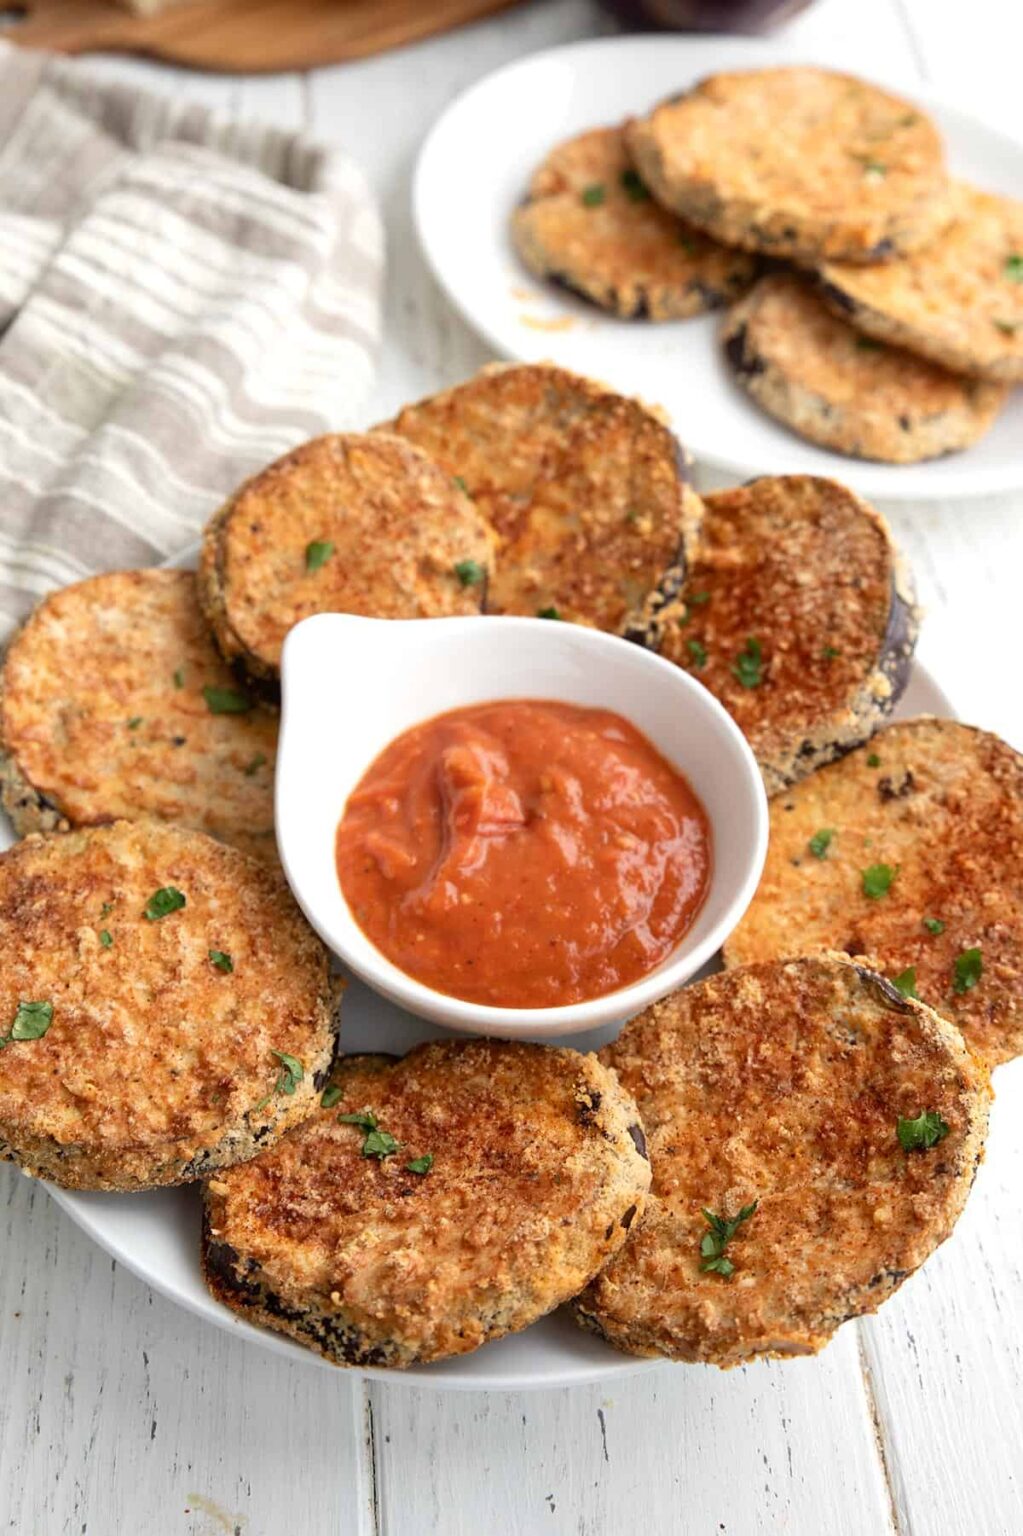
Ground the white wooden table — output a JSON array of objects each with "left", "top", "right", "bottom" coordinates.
[{"left": 2, "top": 2, "right": 1022, "bottom": 1531}]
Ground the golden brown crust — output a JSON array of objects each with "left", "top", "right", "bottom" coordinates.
[
  {"left": 197, "top": 433, "right": 496, "bottom": 683},
  {"left": 574, "top": 956, "right": 990, "bottom": 1365},
  {"left": 627, "top": 69, "right": 950, "bottom": 265},
  {"left": 651, "top": 475, "right": 919, "bottom": 795},
  {"left": 512, "top": 125, "right": 758, "bottom": 320},
  {"left": 202, "top": 1039, "right": 651, "bottom": 1368},
  {"left": 818, "top": 183, "right": 1023, "bottom": 383},
  {"left": 724, "top": 719, "right": 1023, "bottom": 1066},
  {"left": 0, "top": 820, "right": 339, "bottom": 1190},
  {"left": 383, "top": 363, "right": 702, "bottom": 633},
  {"left": 722, "top": 274, "right": 1007, "bottom": 463},
  {"left": 0, "top": 571, "right": 279, "bottom": 864}
]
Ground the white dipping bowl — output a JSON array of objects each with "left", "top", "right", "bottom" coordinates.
[{"left": 276, "top": 614, "right": 768, "bottom": 1040}]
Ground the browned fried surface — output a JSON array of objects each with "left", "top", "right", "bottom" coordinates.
[
  {"left": 819, "top": 182, "right": 1023, "bottom": 382},
  {"left": 198, "top": 433, "right": 495, "bottom": 681},
  {"left": 653, "top": 476, "right": 917, "bottom": 795},
  {"left": 725, "top": 720, "right": 1023, "bottom": 1066},
  {"left": 384, "top": 363, "right": 701, "bottom": 632},
  {"left": 0, "top": 570, "right": 278, "bottom": 864},
  {"left": 575, "top": 956, "right": 990, "bottom": 1365},
  {"left": 626, "top": 68, "right": 949, "bottom": 264},
  {"left": 512, "top": 125, "right": 757, "bottom": 320},
  {"left": 0, "top": 821, "right": 337, "bottom": 1190},
  {"left": 723, "top": 275, "right": 1006, "bottom": 463},
  {"left": 202, "top": 1039, "right": 651, "bottom": 1368}
]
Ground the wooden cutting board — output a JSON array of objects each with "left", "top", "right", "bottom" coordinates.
[{"left": 4, "top": 0, "right": 522, "bottom": 73}]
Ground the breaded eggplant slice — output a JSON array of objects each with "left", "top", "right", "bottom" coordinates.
[
  {"left": 574, "top": 956, "right": 990, "bottom": 1366},
  {"left": 626, "top": 68, "right": 950, "bottom": 265},
  {"left": 722, "top": 274, "right": 1007, "bottom": 463},
  {"left": 198, "top": 433, "right": 495, "bottom": 684},
  {"left": 0, "top": 570, "right": 278, "bottom": 864},
  {"left": 512, "top": 125, "right": 757, "bottom": 320},
  {"left": 202, "top": 1039, "right": 651, "bottom": 1369},
  {"left": 725, "top": 719, "right": 1023, "bottom": 1066},
  {"left": 651, "top": 475, "right": 919, "bottom": 796},
  {"left": 0, "top": 820, "right": 338, "bottom": 1191},
  {"left": 384, "top": 363, "right": 702, "bottom": 632},
  {"left": 818, "top": 182, "right": 1023, "bottom": 383}
]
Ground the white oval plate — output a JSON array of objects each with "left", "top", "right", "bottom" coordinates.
[
  {"left": 31, "top": 547, "right": 953, "bottom": 1389},
  {"left": 413, "top": 35, "right": 1023, "bottom": 502}
]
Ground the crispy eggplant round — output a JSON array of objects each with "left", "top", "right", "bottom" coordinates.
[
  {"left": 0, "top": 820, "right": 339, "bottom": 1191},
  {"left": 650, "top": 474, "right": 919, "bottom": 796},
  {"left": 202, "top": 1039, "right": 651, "bottom": 1369},
  {"left": 0, "top": 570, "right": 279, "bottom": 864},
  {"left": 573, "top": 955, "right": 990, "bottom": 1366},
  {"left": 725, "top": 718, "right": 1023, "bottom": 1066}
]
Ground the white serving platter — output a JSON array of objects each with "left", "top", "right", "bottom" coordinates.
[{"left": 413, "top": 35, "right": 1023, "bottom": 502}]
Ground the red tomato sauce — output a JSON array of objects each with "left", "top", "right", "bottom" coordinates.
[{"left": 335, "top": 699, "right": 711, "bottom": 1009}]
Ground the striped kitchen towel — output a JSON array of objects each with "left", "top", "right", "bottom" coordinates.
[{"left": 0, "top": 43, "right": 383, "bottom": 632}]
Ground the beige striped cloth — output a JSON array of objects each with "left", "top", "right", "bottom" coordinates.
[{"left": 0, "top": 43, "right": 383, "bottom": 632}]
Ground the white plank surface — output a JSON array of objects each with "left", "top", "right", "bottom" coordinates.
[{"left": 1, "top": 1, "right": 1022, "bottom": 1533}]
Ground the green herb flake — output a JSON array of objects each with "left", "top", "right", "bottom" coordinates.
[
  {"left": 252, "top": 1094, "right": 272, "bottom": 1114},
  {"left": 699, "top": 1200, "right": 758, "bottom": 1278},
  {"left": 687, "top": 590, "right": 710, "bottom": 606},
  {"left": 862, "top": 863, "right": 896, "bottom": 900},
  {"left": 305, "top": 539, "right": 335, "bottom": 572},
  {"left": 537, "top": 606, "right": 561, "bottom": 621},
  {"left": 897, "top": 1109, "right": 950, "bottom": 1152},
  {"left": 1004, "top": 253, "right": 1023, "bottom": 283},
  {"left": 731, "top": 636, "right": 763, "bottom": 688},
  {"left": 994, "top": 318, "right": 1020, "bottom": 335},
  {"left": 862, "top": 160, "right": 887, "bottom": 178},
  {"left": 202, "top": 685, "right": 252, "bottom": 716},
  {"left": 406, "top": 1154, "right": 434, "bottom": 1175},
  {"left": 808, "top": 828, "right": 835, "bottom": 860},
  {"left": 271, "top": 1050, "right": 304, "bottom": 1096},
  {"left": 452, "top": 474, "right": 470, "bottom": 495},
  {"left": 144, "top": 886, "right": 186, "bottom": 921},
  {"left": 209, "top": 949, "right": 234, "bottom": 974},
  {"left": 821, "top": 644, "right": 841, "bottom": 660},
  {"left": 454, "top": 558, "right": 485, "bottom": 588},
  {"left": 892, "top": 966, "right": 918, "bottom": 1000},
  {"left": 127, "top": 716, "right": 144, "bottom": 730},
  {"left": 867, "top": 752, "right": 881, "bottom": 768},
  {"left": 362, "top": 1128, "right": 399, "bottom": 1160},
  {"left": 581, "top": 183, "right": 606, "bottom": 207},
  {"left": 953, "top": 947, "right": 983, "bottom": 994},
  {"left": 100, "top": 901, "right": 113, "bottom": 917},
  {"left": 923, "top": 917, "right": 945, "bottom": 936},
  {"left": 243, "top": 753, "right": 267, "bottom": 777},
  {"left": 320, "top": 1085, "right": 343, "bottom": 1109},
  {"left": 173, "top": 668, "right": 185, "bottom": 689},
  {"left": 6, "top": 1001, "right": 54, "bottom": 1043},
  {"left": 99, "top": 929, "right": 113, "bottom": 949},
  {"left": 620, "top": 168, "right": 650, "bottom": 202},
  {"left": 686, "top": 638, "right": 707, "bottom": 669},
  {"left": 338, "top": 1109, "right": 379, "bottom": 1131}
]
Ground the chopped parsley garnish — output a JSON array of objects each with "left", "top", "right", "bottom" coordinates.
[
  {"left": 452, "top": 474, "right": 470, "bottom": 494},
  {"left": 687, "top": 590, "right": 710, "bottom": 606},
  {"left": 127, "top": 716, "right": 143, "bottom": 730},
  {"left": 243, "top": 753, "right": 267, "bottom": 777},
  {"left": 320, "top": 1085, "right": 343, "bottom": 1109},
  {"left": 686, "top": 638, "right": 707, "bottom": 669},
  {"left": 892, "top": 966, "right": 918, "bottom": 999},
  {"left": 923, "top": 917, "right": 945, "bottom": 936},
  {"left": 203, "top": 685, "right": 252, "bottom": 715},
  {"left": 731, "top": 636, "right": 763, "bottom": 688},
  {"left": 173, "top": 667, "right": 185, "bottom": 689},
  {"left": 581, "top": 183, "right": 606, "bottom": 207},
  {"left": 271, "top": 1051, "right": 304, "bottom": 1096},
  {"left": 100, "top": 901, "right": 113, "bottom": 917},
  {"left": 897, "top": 1110, "right": 950, "bottom": 1152},
  {"left": 862, "top": 863, "right": 896, "bottom": 899},
  {"left": 1004, "top": 253, "right": 1023, "bottom": 283},
  {"left": 821, "top": 644, "right": 841, "bottom": 660},
  {"left": 537, "top": 606, "right": 561, "bottom": 620},
  {"left": 454, "top": 559, "right": 485, "bottom": 587},
  {"left": 620, "top": 168, "right": 650, "bottom": 202},
  {"left": 8, "top": 1001, "right": 54, "bottom": 1042},
  {"left": 867, "top": 752, "right": 881, "bottom": 768},
  {"left": 994, "top": 318, "right": 1021, "bottom": 335},
  {"left": 953, "top": 947, "right": 982, "bottom": 994},
  {"left": 406, "top": 1154, "right": 434, "bottom": 1175},
  {"left": 699, "top": 1201, "right": 757, "bottom": 1277},
  {"left": 338, "top": 1109, "right": 378, "bottom": 1130},
  {"left": 809, "top": 828, "right": 835, "bottom": 859},
  {"left": 208, "top": 949, "right": 233, "bottom": 974},
  {"left": 862, "top": 160, "right": 886, "bottom": 178},
  {"left": 855, "top": 336, "right": 882, "bottom": 351},
  {"left": 305, "top": 539, "right": 335, "bottom": 572},
  {"left": 144, "top": 886, "right": 186, "bottom": 921},
  {"left": 99, "top": 929, "right": 113, "bottom": 948},
  {"left": 362, "top": 1128, "right": 399, "bottom": 1160}
]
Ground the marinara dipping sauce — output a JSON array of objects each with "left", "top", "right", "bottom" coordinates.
[{"left": 335, "top": 700, "right": 711, "bottom": 1009}]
